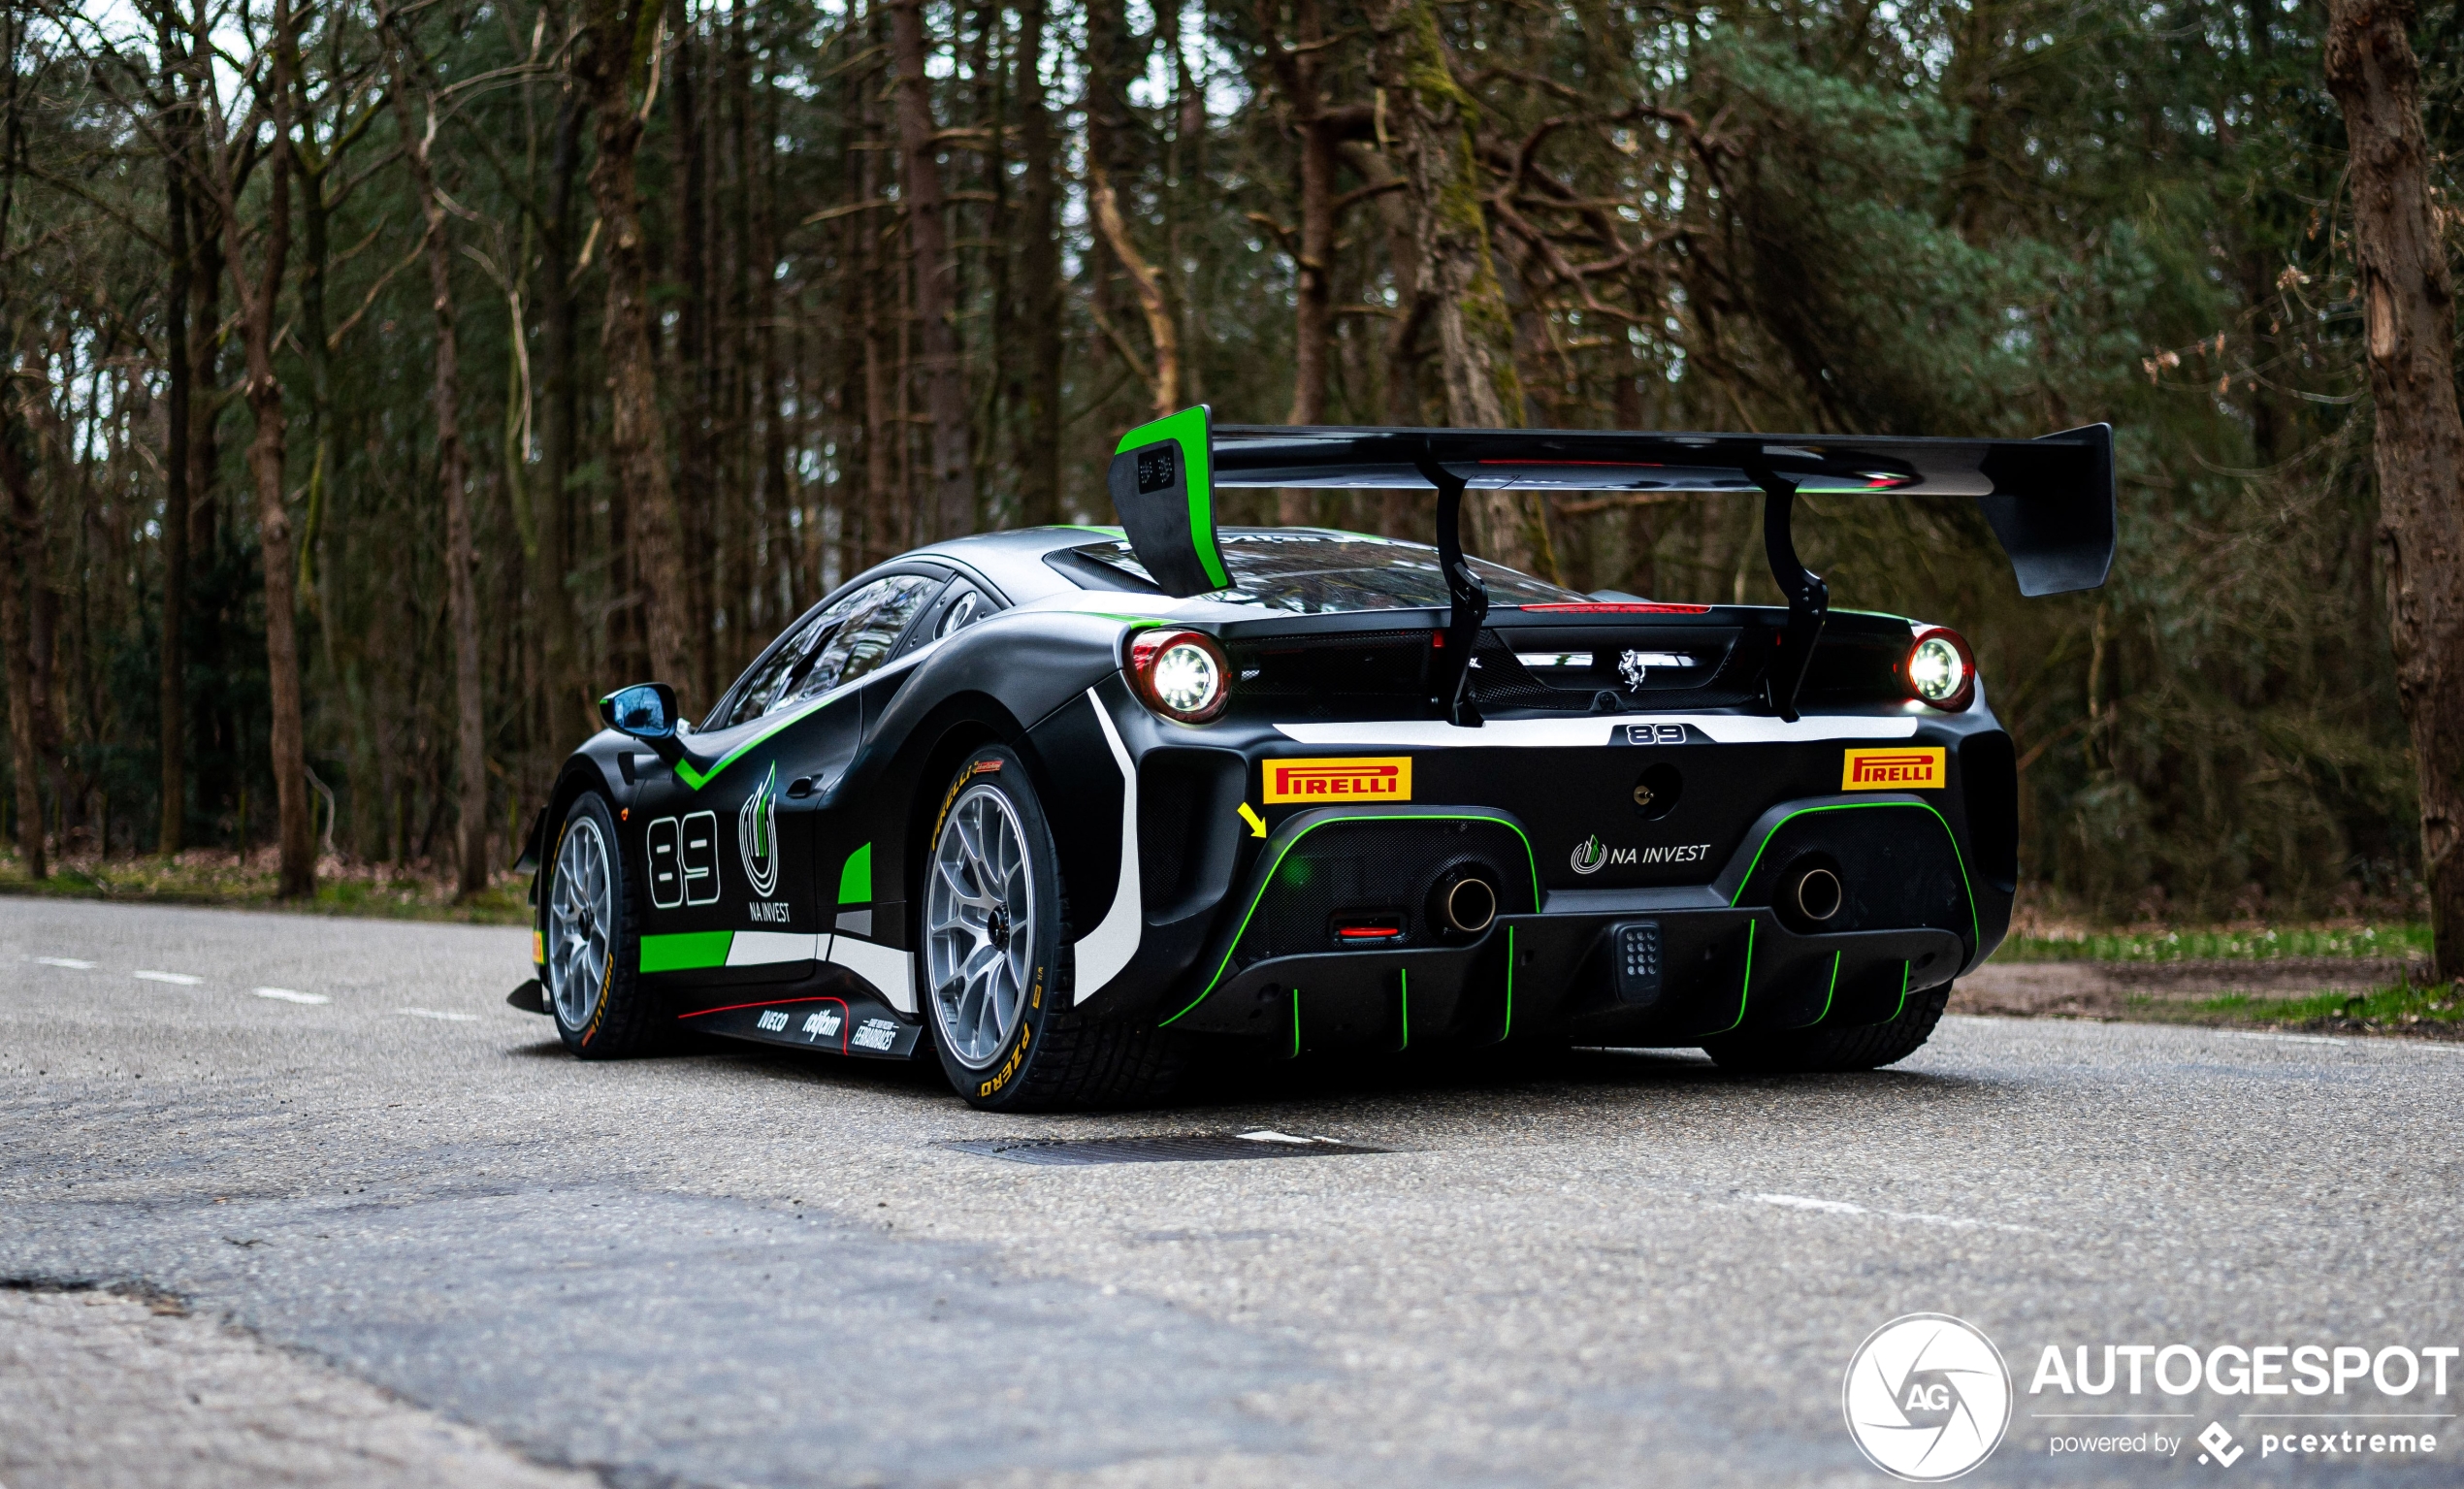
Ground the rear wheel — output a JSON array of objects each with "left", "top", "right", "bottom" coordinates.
[
  {"left": 920, "top": 745, "right": 1184, "bottom": 1111},
  {"left": 544, "top": 792, "right": 664, "bottom": 1058},
  {"left": 1700, "top": 982, "right": 1950, "bottom": 1074}
]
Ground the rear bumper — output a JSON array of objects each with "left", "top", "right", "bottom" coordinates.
[{"left": 1149, "top": 792, "right": 1993, "bottom": 1050}]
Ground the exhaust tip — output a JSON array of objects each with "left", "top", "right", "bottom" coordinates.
[
  {"left": 1792, "top": 866, "right": 1843, "bottom": 923},
  {"left": 1443, "top": 876, "right": 1498, "bottom": 934}
]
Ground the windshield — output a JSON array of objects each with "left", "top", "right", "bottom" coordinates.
[{"left": 1060, "top": 531, "right": 1582, "bottom": 613}]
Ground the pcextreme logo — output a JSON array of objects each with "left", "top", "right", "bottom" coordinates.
[
  {"left": 1844, "top": 1313, "right": 2013, "bottom": 1481},
  {"left": 1843, "top": 747, "right": 1946, "bottom": 791},
  {"left": 1263, "top": 757, "right": 1410, "bottom": 804}
]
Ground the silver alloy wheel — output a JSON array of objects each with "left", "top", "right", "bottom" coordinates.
[
  {"left": 925, "top": 783, "right": 1038, "bottom": 1069},
  {"left": 548, "top": 816, "right": 613, "bottom": 1026}
]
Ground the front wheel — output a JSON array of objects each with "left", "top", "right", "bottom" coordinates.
[
  {"left": 1700, "top": 983, "right": 1950, "bottom": 1074},
  {"left": 543, "top": 791, "right": 665, "bottom": 1058},
  {"left": 919, "top": 746, "right": 1184, "bottom": 1111}
]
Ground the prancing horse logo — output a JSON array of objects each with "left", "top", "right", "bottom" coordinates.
[{"left": 739, "top": 762, "right": 781, "bottom": 899}]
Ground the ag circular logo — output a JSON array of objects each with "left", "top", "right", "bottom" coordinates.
[{"left": 1842, "top": 1313, "right": 2012, "bottom": 1481}]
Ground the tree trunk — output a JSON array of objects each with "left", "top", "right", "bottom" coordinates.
[
  {"left": 1087, "top": 165, "right": 1182, "bottom": 419},
  {"left": 1371, "top": 0, "right": 1537, "bottom": 573},
  {"left": 1010, "top": 0, "right": 1063, "bottom": 527},
  {"left": 575, "top": 0, "right": 696, "bottom": 697},
  {"left": 538, "top": 90, "right": 589, "bottom": 740},
  {"left": 224, "top": 0, "right": 313, "bottom": 897},
  {"left": 0, "top": 357, "right": 43, "bottom": 880},
  {"left": 886, "top": 0, "right": 977, "bottom": 541},
  {"left": 2322, "top": 0, "right": 2464, "bottom": 984},
  {"left": 387, "top": 22, "right": 490, "bottom": 899},
  {"left": 158, "top": 103, "right": 190, "bottom": 858}
]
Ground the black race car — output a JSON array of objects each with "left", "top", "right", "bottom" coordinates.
[{"left": 512, "top": 408, "right": 2115, "bottom": 1110}]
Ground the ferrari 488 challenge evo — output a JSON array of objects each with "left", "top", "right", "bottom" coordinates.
[{"left": 509, "top": 406, "right": 2116, "bottom": 1110}]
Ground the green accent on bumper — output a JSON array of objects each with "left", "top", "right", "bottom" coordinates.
[
  {"left": 1502, "top": 926, "right": 1515, "bottom": 1041},
  {"left": 640, "top": 930, "right": 734, "bottom": 973},
  {"left": 838, "top": 842, "right": 872, "bottom": 905},
  {"left": 1159, "top": 810, "right": 1540, "bottom": 1026},
  {"left": 1817, "top": 950, "right": 1842, "bottom": 1024},
  {"left": 1729, "top": 799, "right": 1980, "bottom": 948},
  {"left": 1397, "top": 969, "right": 1410, "bottom": 1050},
  {"left": 1711, "top": 921, "right": 1758, "bottom": 1035}
]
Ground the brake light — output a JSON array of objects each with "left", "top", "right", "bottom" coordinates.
[
  {"left": 1904, "top": 626, "right": 1975, "bottom": 711},
  {"left": 1518, "top": 601, "right": 1712, "bottom": 615},
  {"left": 1127, "top": 630, "right": 1230, "bottom": 724}
]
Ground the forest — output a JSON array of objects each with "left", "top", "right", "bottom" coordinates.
[{"left": 1, "top": 0, "right": 2459, "bottom": 927}]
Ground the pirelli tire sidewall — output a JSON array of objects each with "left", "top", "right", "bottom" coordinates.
[
  {"left": 553, "top": 790, "right": 659, "bottom": 1059},
  {"left": 922, "top": 746, "right": 1068, "bottom": 1107}
]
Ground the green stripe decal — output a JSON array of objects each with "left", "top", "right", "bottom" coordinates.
[
  {"left": 1397, "top": 969, "right": 1410, "bottom": 1051},
  {"left": 1892, "top": 960, "right": 1912, "bottom": 1021},
  {"left": 1289, "top": 987, "right": 1302, "bottom": 1058},
  {"left": 1710, "top": 922, "right": 1757, "bottom": 1035},
  {"left": 1816, "top": 951, "right": 1842, "bottom": 1024},
  {"left": 838, "top": 843, "right": 873, "bottom": 905},
  {"left": 640, "top": 930, "right": 734, "bottom": 973},
  {"left": 669, "top": 693, "right": 846, "bottom": 793},
  {"left": 1159, "top": 811, "right": 1540, "bottom": 1026},
  {"left": 1502, "top": 926, "right": 1515, "bottom": 1042}
]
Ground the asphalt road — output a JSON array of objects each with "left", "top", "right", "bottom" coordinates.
[{"left": 3, "top": 896, "right": 2460, "bottom": 1488}]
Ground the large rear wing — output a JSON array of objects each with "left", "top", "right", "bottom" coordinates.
[{"left": 1105, "top": 407, "right": 2117, "bottom": 724}]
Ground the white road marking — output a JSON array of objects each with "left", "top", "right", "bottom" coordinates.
[
  {"left": 2221, "top": 1030, "right": 2348, "bottom": 1047},
  {"left": 133, "top": 971, "right": 203, "bottom": 986},
  {"left": 1747, "top": 1192, "right": 2045, "bottom": 1235},
  {"left": 1239, "top": 1130, "right": 1334, "bottom": 1146},
  {"left": 397, "top": 1008, "right": 480, "bottom": 1022},
  {"left": 34, "top": 956, "right": 96, "bottom": 969},
  {"left": 252, "top": 987, "right": 330, "bottom": 1005}
]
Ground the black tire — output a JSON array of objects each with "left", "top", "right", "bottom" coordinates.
[
  {"left": 542, "top": 791, "right": 666, "bottom": 1059},
  {"left": 1700, "top": 982, "right": 1951, "bottom": 1074},
  {"left": 918, "top": 745, "right": 1186, "bottom": 1112}
]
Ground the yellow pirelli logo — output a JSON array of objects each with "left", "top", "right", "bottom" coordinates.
[
  {"left": 1842, "top": 746, "right": 1946, "bottom": 791},
  {"left": 1263, "top": 756, "right": 1412, "bottom": 804}
]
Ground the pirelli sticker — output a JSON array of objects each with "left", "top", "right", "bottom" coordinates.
[
  {"left": 1842, "top": 746, "right": 1946, "bottom": 791},
  {"left": 1263, "top": 756, "right": 1412, "bottom": 805}
]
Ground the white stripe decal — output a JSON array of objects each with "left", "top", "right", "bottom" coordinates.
[
  {"left": 1071, "top": 689, "right": 1142, "bottom": 1002},
  {"left": 727, "top": 931, "right": 823, "bottom": 967},
  {"left": 1272, "top": 714, "right": 1921, "bottom": 749},
  {"left": 827, "top": 935, "right": 916, "bottom": 1015}
]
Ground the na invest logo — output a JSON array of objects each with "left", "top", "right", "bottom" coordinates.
[{"left": 1844, "top": 1313, "right": 2014, "bottom": 1481}]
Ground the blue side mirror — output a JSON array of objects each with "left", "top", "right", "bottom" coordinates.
[{"left": 600, "top": 683, "right": 681, "bottom": 744}]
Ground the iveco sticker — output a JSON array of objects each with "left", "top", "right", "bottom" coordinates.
[
  {"left": 1843, "top": 746, "right": 1946, "bottom": 791},
  {"left": 852, "top": 1018, "right": 899, "bottom": 1052},
  {"left": 739, "top": 761, "right": 781, "bottom": 898},
  {"left": 1264, "top": 756, "right": 1411, "bottom": 804},
  {"left": 756, "top": 1009, "right": 790, "bottom": 1033}
]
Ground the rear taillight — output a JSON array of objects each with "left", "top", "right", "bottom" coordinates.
[
  {"left": 1128, "top": 630, "right": 1230, "bottom": 724},
  {"left": 1903, "top": 626, "right": 1975, "bottom": 711}
]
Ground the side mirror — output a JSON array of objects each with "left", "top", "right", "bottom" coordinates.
[{"left": 600, "top": 683, "right": 685, "bottom": 762}]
